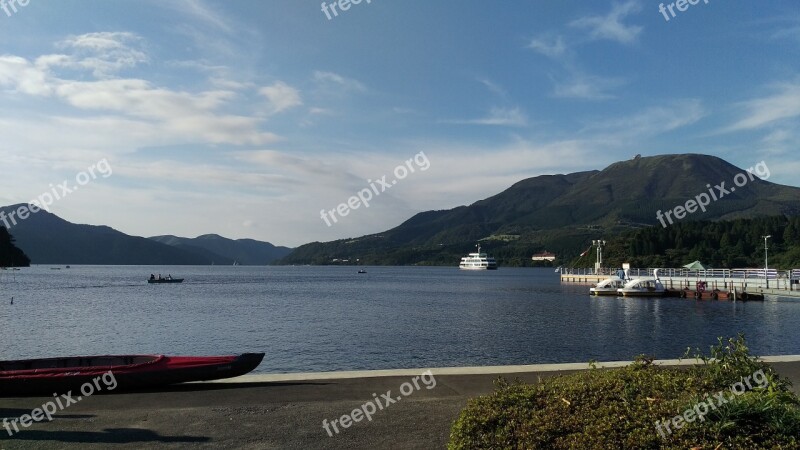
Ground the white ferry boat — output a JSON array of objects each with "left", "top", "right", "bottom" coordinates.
[{"left": 459, "top": 245, "right": 498, "bottom": 270}]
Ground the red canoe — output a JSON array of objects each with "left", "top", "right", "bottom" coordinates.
[{"left": 0, "top": 353, "right": 264, "bottom": 396}]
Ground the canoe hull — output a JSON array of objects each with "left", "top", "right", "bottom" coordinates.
[{"left": 0, "top": 353, "right": 264, "bottom": 396}]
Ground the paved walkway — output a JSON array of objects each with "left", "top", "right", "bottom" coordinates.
[{"left": 3, "top": 357, "right": 800, "bottom": 450}]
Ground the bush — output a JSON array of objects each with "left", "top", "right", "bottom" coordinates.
[{"left": 449, "top": 336, "right": 800, "bottom": 449}]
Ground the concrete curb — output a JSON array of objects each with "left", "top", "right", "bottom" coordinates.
[{"left": 204, "top": 355, "right": 800, "bottom": 383}]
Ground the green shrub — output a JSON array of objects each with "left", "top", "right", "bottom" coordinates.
[{"left": 449, "top": 336, "right": 800, "bottom": 449}]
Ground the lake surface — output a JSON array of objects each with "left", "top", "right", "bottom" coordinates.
[{"left": 1, "top": 266, "right": 800, "bottom": 373}]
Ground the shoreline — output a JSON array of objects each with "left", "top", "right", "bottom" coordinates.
[{"left": 207, "top": 354, "right": 800, "bottom": 383}]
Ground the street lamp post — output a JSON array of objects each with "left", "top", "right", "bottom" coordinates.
[
  {"left": 592, "top": 239, "right": 606, "bottom": 274},
  {"left": 763, "top": 235, "right": 771, "bottom": 288}
]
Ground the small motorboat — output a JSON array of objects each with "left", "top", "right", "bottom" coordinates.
[
  {"left": 148, "top": 275, "right": 184, "bottom": 284},
  {"left": 589, "top": 277, "right": 626, "bottom": 296},
  {"left": 0, "top": 353, "right": 265, "bottom": 396},
  {"left": 358, "top": 269, "right": 367, "bottom": 274}
]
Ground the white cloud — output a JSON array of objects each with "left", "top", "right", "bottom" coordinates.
[
  {"left": 313, "top": 71, "right": 367, "bottom": 93},
  {"left": 54, "top": 32, "right": 148, "bottom": 78},
  {"left": 552, "top": 73, "right": 625, "bottom": 100},
  {"left": 0, "top": 43, "right": 281, "bottom": 147},
  {"left": 528, "top": 35, "right": 567, "bottom": 58},
  {"left": 477, "top": 78, "right": 509, "bottom": 99},
  {"left": 178, "top": 0, "right": 235, "bottom": 33},
  {"left": 582, "top": 99, "right": 707, "bottom": 137},
  {"left": 445, "top": 107, "right": 528, "bottom": 127},
  {"left": 0, "top": 56, "right": 52, "bottom": 95},
  {"left": 570, "top": 1, "right": 643, "bottom": 45},
  {"left": 725, "top": 80, "right": 800, "bottom": 131},
  {"left": 259, "top": 81, "right": 303, "bottom": 115}
]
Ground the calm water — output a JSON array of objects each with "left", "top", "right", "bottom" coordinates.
[{"left": 1, "top": 266, "right": 800, "bottom": 373}]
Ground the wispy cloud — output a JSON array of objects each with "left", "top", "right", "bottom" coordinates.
[
  {"left": 50, "top": 32, "right": 148, "bottom": 78},
  {"left": 313, "top": 71, "right": 367, "bottom": 93},
  {"left": 769, "top": 15, "right": 800, "bottom": 43},
  {"left": 552, "top": 73, "right": 626, "bottom": 100},
  {"left": 444, "top": 107, "right": 528, "bottom": 127},
  {"left": 477, "top": 77, "right": 509, "bottom": 99},
  {"left": 528, "top": 35, "right": 567, "bottom": 58},
  {"left": 725, "top": 80, "right": 800, "bottom": 131},
  {"left": 0, "top": 37, "right": 281, "bottom": 146},
  {"left": 178, "top": 0, "right": 235, "bottom": 33},
  {"left": 582, "top": 99, "right": 707, "bottom": 137},
  {"left": 570, "top": 1, "right": 643, "bottom": 45},
  {"left": 259, "top": 81, "right": 303, "bottom": 115}
]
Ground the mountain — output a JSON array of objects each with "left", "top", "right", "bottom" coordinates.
[
  {"left": 0, "top": 206, "right": 290, "bottom": 265},
  {"left": 0, "top": 226, "right": 30, "bottom": 267},
  {"left": 0, "top": 205, "right": 221, "bottom": 265},
  {"left": 149, "top": 234, "right": 292, "bottom": 265},
  {"left": 279, "top": 154, "right": 800, "bottom": 266}
]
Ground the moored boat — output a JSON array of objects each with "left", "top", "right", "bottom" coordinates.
[
  {"left": 590, "top": 277, "right": 626, "bottom": 296},
  {"left": 0, "top": 353, "right": 265, "bottom": 396},
  {"left": 618, "top": 271, "right": 666, "bottom": 297}
]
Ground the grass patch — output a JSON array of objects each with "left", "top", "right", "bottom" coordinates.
[{"left": 449, "top": 336, "right": 800, "bottom": 449}]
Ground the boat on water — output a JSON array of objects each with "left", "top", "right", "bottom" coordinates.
[
  {"left": 358, "top": 269, "right": 367, "bottom": 274},
  {"left": 459, "top": 244, "right": 498, "bottom": 270},
  {"left": 0, "top": 353, "right": 264, "bottom": 396},
  {"left": 590, "top": 277, "right": 626, "bottom": 296},
  {"left": 148, "top": 275, "right": 184, "bottom": 284},
  {"left": 617, "top": 270, "right": 666, "bottom": 297}
]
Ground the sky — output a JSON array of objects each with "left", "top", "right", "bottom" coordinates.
[{"left": 0, "top": 0, "right": 799, "bottom": 247}]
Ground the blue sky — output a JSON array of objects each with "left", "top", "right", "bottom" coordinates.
[{"left": 1, "top": 0, "right": 798, "bottom": 246}]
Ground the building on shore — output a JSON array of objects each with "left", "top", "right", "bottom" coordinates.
[{"left": 532, "top": 251, "right": 556, "bottom": 262}]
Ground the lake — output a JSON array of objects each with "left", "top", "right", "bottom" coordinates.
[{"left": 1, "top": 266, "right": 799, "bottom": 373}]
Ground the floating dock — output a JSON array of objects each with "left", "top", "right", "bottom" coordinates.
[{"left": 560, "top": 268, "right": 800, "bottom": 300}]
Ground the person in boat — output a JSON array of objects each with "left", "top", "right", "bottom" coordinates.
[
  {"left": 167, "top": 274, "right": 172, "bottom": 280},
  {"left": 150, "top": 274, "right": 155, "bottom": 281},
  {"left": 158, "top": 274, "right": 162, "bottom": 280}
]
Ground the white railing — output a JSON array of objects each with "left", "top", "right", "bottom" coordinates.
[{"left": 560, "top": 267, "right": 796, "bottom": 290}]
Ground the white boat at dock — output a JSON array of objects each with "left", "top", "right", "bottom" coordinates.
[
  {"left": 459, "top": 244, "right": 497, "bottom": 270},
  {"left": 590, "top": 277, "right": 626, "bottom": 296},
  {"left": 618, "top": 269, "right": 666, "bottom": 297}
]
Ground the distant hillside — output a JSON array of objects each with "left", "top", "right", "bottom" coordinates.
[
  {"left": 149, "top": 234, "right": 292, "bottom": 265},
  {"left": 0, "top": 205, "right": 219, "bottom": 265},
  {"left": 279, "top": 154, "right": 800, "bottom": 266},
  {"left": 567, "top": 215, "right": 800, "bottom": 269},
  {"left": 0, "top": 227, "right": 30, "bottom": 267}
]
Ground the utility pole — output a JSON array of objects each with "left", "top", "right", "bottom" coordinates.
[
  {"left": 593, "top": 239, "right": 606, "bottom": 274},
  {"left": 763, "top": 235, "right": 771, "bottom": 288}
]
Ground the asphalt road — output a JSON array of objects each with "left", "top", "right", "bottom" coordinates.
[{"left": 3, "top": 359, "right": 800, "bottom": 450}]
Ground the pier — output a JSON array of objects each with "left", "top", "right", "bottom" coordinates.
[{"left": 560, "top": 268, "right": 800, "bottom": 299}]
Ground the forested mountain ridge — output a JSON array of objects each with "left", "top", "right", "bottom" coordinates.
[{"left": 279, "top": 154, "right": 800, "bottom": 266}]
